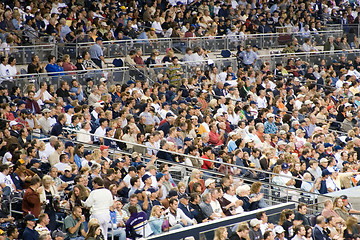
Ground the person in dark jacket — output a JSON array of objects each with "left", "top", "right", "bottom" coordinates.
[
  {"left": 22, "top": 176, "right": 42, "bottom": 217},
  {"left": 23, "top": 214, "right": 40, "bottom": 240},
  {"left": 312, "top": 216, "right": 331, "bottom": 240}
]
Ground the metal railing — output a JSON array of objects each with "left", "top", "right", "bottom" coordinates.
[
  {"left": 258, "top": 49, "right": 360, "bottom": 70},
  {"left": 144, "top": 57, "right": 238, "bottom": 83},
  {"left": 147, "top": 202, "right": 296, "bottom": 240},
  {"left": 2, "top": 44, "right": 57, "bottom": 65},
  {"left": 60, "top": 127, "right": 333, "bottom": 205},
  {"left": 10, "top": 29, "right": 340, "bottom": 63},
  {"left": 1, "top": 66, "right": 130, "bottom": 93}
]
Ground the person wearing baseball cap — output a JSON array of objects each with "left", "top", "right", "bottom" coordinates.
[
  {"left": 99, "top": 145, "right": 111, "bottom": 162},
  {"left": 249, "top": 218, "right": 262, "bottom": 239},
  {"left": 278, "top": 163, "right": 296, "bottom": 198},
  {"left": 157, "top": 110, "right": 175, "bottom": 136},
  {"left": 203, "top": 178, "right": 216, "bottom": 195},
  {"left": 23, "top": 214, "right": 39, "bottom": 240},
  {"left": 89, "top": 36, "right": 105, "bottom": 68}
]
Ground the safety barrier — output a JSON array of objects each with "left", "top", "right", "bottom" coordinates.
[
  {"left": 5, "top": 29, "right": 341, "bottom": 64},
  {"left": 258, "top": 49, "right": 360, "bottom": 70},
  {"left": 1, "top": 67, "right": 130, "bottom": 93},
  {"left": 144, "top": 57, "right": 238, "bottom": 83},
  {"left": 147, "top": 202, "right": 296, "bottom": 240}
]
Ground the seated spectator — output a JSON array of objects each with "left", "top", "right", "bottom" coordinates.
[
  {"left": 125, "top": 206, "right": 153, "bottom": 238},
  {"left": 45, "top": 55, "right": 64, "bottom": 76},
  {"left": 63, "top": 206, "right": 86, "bottom": 240},
  {"left": 62, "top": 54, "right": 77, "bottom": 72},
  {"left": 23, "top": 214, "right": 40, "bottom": 240}
]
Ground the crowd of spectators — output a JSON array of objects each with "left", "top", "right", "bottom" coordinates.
[
  {"left": 0, "top": 0, "right": 359, "bottom": 50},
  {"left": 0, "top": 0, "right": 360, "bottom": 240}
]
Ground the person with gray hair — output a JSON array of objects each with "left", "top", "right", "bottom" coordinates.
[{"left": 199, "top": 193, "right": 217, "bottom": 220}]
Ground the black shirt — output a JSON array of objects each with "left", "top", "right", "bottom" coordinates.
[{"left": 28, "top": 62, "right": 40, "bottom": 74}]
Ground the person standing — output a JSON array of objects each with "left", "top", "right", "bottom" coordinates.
[
  {"left": 84, "top": 177, "right": 113, "bottom": 238},
  {"left": 89, "top": 37, "right": 105, "bottom": 68},
  {"left": 22, "top": 176, "right": 41, "bottom": 217}
]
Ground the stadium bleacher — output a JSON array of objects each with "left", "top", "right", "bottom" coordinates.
[{"left": 0, "top": 0, "right": 360, "bottom": 239}]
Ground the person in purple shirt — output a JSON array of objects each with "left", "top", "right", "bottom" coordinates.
[{"left": 125, "top": 206, "right": 153, "bottom": 239}]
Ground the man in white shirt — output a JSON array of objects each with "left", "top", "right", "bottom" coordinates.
[
  {"left": 0, "top": 164, "right": 16, "bottom": 193},
  {"left": 158, "top": 102, "right": 175, "bottom": 120},
  {"left": 183, "top": 48, "right": 193, "bottom": 62},
  {"left": 223, "top": 185, "right": 244, "bottom": 214},
  {"left": 257, "top": 90, "right": 268, "bottom": 109},
  {"left": 123, "top": 166, "right": 137, "bottom": 187},
  {"left": 165, "top": 198, "right": 194, "bottom": 229},
  {"left": 35, "top": 82, "right": 55, "bottom": 107},
  {"left": 0, "top": 56, "right": 11, "bottom": 82},
  {"left": 190, "top": 47, "right": 204, "bottom": 65},
  {"left": 291, "top": 225, "right": 306, "bottom": 240},
  {"left": 209, "top": 188, "right": 226, "bottom": 218},
  {"left": 44, "top": 136, "right": 58, "bottom": 159},
  {"left": 64, "top": 105, "right": 74, "bottom": 126},
  {"left": 84, "top": 177, "right": 114, "bottom": 238},
  {"left": 38, "top": 109, "right": 54, "bottom": 135},
  {"left": 94, "top": 118, "right": 108, "bottom": 143},
  {"left": 279, "top": 163, "right": 299, "bottom": 201},
  {"left": 54, "top": 154, "right": 71, "bottom": 174},
  {"left": 346, "top": 65, "right": 360, "bottom": 79}
]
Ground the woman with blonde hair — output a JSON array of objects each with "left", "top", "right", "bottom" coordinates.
[
  {"left": 38, "top": 175, "right": 59, "bottom": 231},
  {"left": 62, "top": 54, "right": 77, "bottom": 72},
  {"left": 177, "top": 182, "right": 187, "bottom": 195},
  {"left": 149, "top": 205, "right": 164, "bottom": 235},
  {"left": 213, "top": 227, "right": 228, "bottom": 240},
  {"left": 92, "top": 149, "right": 102, "bottom": 163},
  {"left": 188, "top": 169, "right": 205, "bottom": 193},
  {"left": 108, "top": 85, "right": 117, "bottom": 102}
]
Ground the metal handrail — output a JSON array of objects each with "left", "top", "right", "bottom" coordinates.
[
  {"left": 62, "top": 127, "right": 312, "bottom": 184},
  {"left": 73, "top": 29, "right": 343, "bottom": 47}
]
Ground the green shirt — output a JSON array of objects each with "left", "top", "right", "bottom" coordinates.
[{"left": 63, "top": 215, "right": 84, "bottom": 239}]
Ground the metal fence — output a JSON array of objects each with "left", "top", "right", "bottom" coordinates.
[
  {"left": 55, "top": 30, "right": 343, "bottom": 60},
  {"left": 2, "top": 67, "right": 130, "bottom": 93},
  {"left": 4, "top": 44, "right": 57, "bottom": 65},
  {"left": 258, "top": 49, "right": 360, "bottom": 70},
  {"left": 144, "top": 57, "right": 238, "bottom": 83},
  {"left": 1, "top": 30, "right": 344, "bottom": 65}
]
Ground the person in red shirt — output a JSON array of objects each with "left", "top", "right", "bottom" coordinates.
[
  {"left": 208, "top": 123, "right": 224, "bottom": 146},
  {"left": 134, "top": 49, "right": 145, "bottom": 67},
  {"left": 22, "top": 175, "right": 41, "bottom": 217},
  {"left": 201, "top": 146, "right": 214, "bottom": 170}
]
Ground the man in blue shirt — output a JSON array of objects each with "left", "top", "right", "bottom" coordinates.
[
  {"left": 89, "top": 37, "right": 105, "bottom": 68},
  {"left": 45, "top": 55, "right": 64, "bottom": 76},
  {"left": 239, "top": 46, "right": 258, "bottom": 70},
  {"left": 23, "top": 214, "right": 39, "bottom": 240}
]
